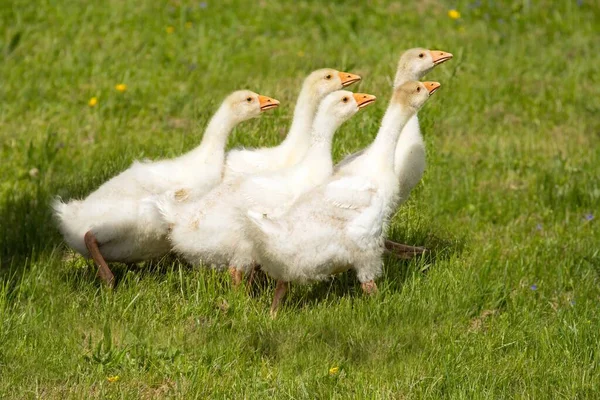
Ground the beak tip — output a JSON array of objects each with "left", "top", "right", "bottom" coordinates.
[
  {"left": 258, "top": 95, "right": 280, "bottom": 111},
  {"left": 339, "top": 71, "right": 361, "bottom": 87},
  {"left": 430, "top": 50, "right": 454, "bottom": 65}
]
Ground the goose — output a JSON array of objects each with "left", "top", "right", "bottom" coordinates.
[
  {"left": 246, "top": 81, "right": 440, "bottom": 315},
  {"left": 336, "top": 48, "right": 452, "bottom": 257},
  {"left": 157, "top": 90, "right": 377, "bottom": 284},
  {"left": 223, "top": 69, "right": 361, "bottom": 181},
  {"left": 53, "top": 90, "right": 279, "bottom": 286}
]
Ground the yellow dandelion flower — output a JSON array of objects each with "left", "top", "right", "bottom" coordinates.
[
  {"left": 166, "top": 26, "right": 175, "bottom": 34},
  {"left": 115, "top": 84, "right": 127, "bottom": 92},
  {"left": 88, "top": 97, "right": 98, "bottom": 107},
  {"left": 107, "top": 375, "right": 120, "bottom": 383},
  {"left": 185, "top": 22, "right": 192, "bottom": 28},
  {"left": 329, "top": 366, "right": 340, "bottom": 375},
  {"left": 448, "top": 9, "right": 461, "bottom": 19}
]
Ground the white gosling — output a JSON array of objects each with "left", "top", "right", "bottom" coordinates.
[
  {"left": 246, "top": 81, "right": 441, "bottom": 315},
  {"left": 53, "top": 90, "right": 279, "bottom": 286},
  {"left": 223, "top": 69, "right": 361, "bottom": 181},
  {"left": 157, "top": 90, "right": 376, "bottom": 285},
  {"left": 336, "top": 49, "right": 452, "bottom": 257}
]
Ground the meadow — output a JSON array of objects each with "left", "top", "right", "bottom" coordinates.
[{"left": 1, "top": 0, "right": 599, "bottom": 398}]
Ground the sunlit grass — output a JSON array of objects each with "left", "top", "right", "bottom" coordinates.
[{"left": 1, "top": 0, "right": 599, "bottom": 398}]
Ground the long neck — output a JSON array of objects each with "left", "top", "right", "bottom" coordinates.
[
  {"left": 365, "top": 102, "right": 414, "bottom": 169},
  {"left": 185, "top": 105, "right": 236, "bottom": 160},
  {"left": 393, "top": 69, "right": 418, "bottom": 88},
  {"left": 280, "top": 85, "right": 318, "bottom": 152},
  {"left": 292, "top": 111, "right": 340, "bottom": 178}
]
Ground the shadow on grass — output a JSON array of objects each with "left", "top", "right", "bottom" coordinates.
[
  {"left": 0, "top": 187, "right": 60, "bottom": 274},
  {"left": 57, "top": 252, "right": 191, "bottom": 290},
  {"left": 247, "top": 229, "right": 467, "bottom": 312},
  {"left": 0, "top": 175, "right": 128, "bottom": 283}
]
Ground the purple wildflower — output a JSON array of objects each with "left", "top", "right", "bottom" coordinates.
[
  {"left": 199, "top": 2, "right": 208, "bottom": 8},
  {"left": 530, "top": 284, "right": 537, "bottom": 291},
  {"left": 584, "top": 213, "right": 593, "bottom": 221}
]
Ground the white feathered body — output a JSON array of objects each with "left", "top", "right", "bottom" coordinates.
[
  {"left": 393, "top": 115, "right": 426, "bottom": 202},
  {"left": 158, "top": 179, "right": 252, "bottom": 269},
  {"left": 159, "top": 89, "right": 358, "bottom": 273},
  {"left": 336, "top": 114, "right": 425, "bottom": 204},
  {"left": 247, "top": 155, "right": 400, "bottom": 284},
  {"left": 247, "top": 92, "right": 422, "bottom": 284},
  {"left": 223, "top": 142, "right": 309, "bottom": 182},
  {"left": 53, "top": 141, "right": 226, "bottom": 262},
  {"left": 159, "top": 151, "right": 333, "bottom": 271}
]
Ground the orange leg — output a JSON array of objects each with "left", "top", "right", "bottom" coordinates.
[
  {"left": 228, "top": 266, "right": 243, "bottom": 288},
  {"left": 360, "top": 280, "right": 378, "bottom": 295},
  {"left": 84, "top": 231, "right": 115, "bottom": 287},
  {"left": 246, "top": 263, "right": 261, "bottom": 289},
  {"left": 270, "top": 280, "right": 288, "bottom": 318},
  {"left": 384, "top": 239, "right": 427, "bottom": 259}
]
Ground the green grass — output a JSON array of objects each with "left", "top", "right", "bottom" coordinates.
[{"left": 1, "top": 0, "right": 599, "bottom": 398}]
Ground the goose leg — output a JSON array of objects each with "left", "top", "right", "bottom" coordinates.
[
  {"left": 384, "top": 239, "right": 427, "bottom": 259},
  {"left": 384, "top": 248, "right": 419, "bottom": 260},
  {"left": 229, "top": 266, "right": 243, "bottom": 288},
  {"left": 84, "top": 231, "right": 115, "bottom": 287},
  {"left": 270, "top": 280, "right": 288, "bottom": 318},
  {"left": 246, "top": 263, "right": 261, "bottom": 289},
  {"left": 361, "top": 280, "right": 378, "bottom": 295}
]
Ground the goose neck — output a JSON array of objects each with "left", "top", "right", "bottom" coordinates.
[
  {"left": 393, "top": 69, "right": 419, "bottom": 88},
  {"left": 187, "top": 105, "right": 235, "bottom": 159},
  {"left": 281, "top": 86, "right": 319, "bottom": 151},
  {"left": 367, "top": 103, "right": 414, "bottom": 167},
  {"left": 292, "top": 112, "right": 340, "bottom": 177}
]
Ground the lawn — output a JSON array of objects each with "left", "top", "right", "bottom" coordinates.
[{"left": 1, "top": 0, "right": 599, "bottom": 398}]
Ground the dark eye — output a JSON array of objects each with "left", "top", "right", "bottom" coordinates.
[
  {"left": 342, "top": 97, "right": 349, "bottom": 103},
  {"left": 325, "top": 74, "right": 332, "bottom": 80},
  {"left": 246, "top": 97, "right": 252, "bottom": 102},
  {"left": 418, "top": 53, "right": 424, "bottom": 58},
  {"left": 416, "top": 87, "right": 421, "bottom": 92}
]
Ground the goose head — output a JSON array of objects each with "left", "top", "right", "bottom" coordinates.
[
  {"left": 394, "top": 48, "right": 453, "bottom": 86},
  {"left": 393, "top": 81, "right": 441, "bottom": 112},
  {"left": 317, "top": 90, "right": 377, "bottom": 126},
  {"left": 224, "top": 90, "right": 280, "bottom": 122},
  {"left": 303, "top": 68, "right": 362, "bottom": 99}
]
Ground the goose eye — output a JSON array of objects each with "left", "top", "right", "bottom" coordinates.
[
  {"left": 418, "top": 53, "right": 424, "bottom": 58},
  {"left": 342, "top": 97, "right": 348, "bottom": 103},
  {"left": 246, "top": 97, "right": 252, "bottom": 102},
  {"left": 325, "top": 74, "right": 332, "bottom": 80},
  {"left": 416, "top": 87, "right": 421, "bottom": 93}
]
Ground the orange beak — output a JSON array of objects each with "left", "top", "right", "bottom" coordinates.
[
  {"left": 352, "top": 93, "right": 377, "bottom": 109},
  {"left": 338, "top": 71, "right": 362, "bottom": 87},
  {"left": 422, "top": 81, "right": 441, "bottom": 95},
  {"left": 429, "top": 50, "right": 453, "bottom": 65},
  {"left": 258, "top": 95, "right": 280, "bottom": 111}
]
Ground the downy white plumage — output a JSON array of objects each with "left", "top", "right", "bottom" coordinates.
[
  {"left": 336, "top": 49, "right": 451, "bottom": 257},
  {"left": 246, "top": 81, "right": 441, "bottom": 315},
  {"left": 337, "top": 48, "right": 451, "bottom": 196},
  {"left": 223, "top": 69, "right": 361, "bottom": 182},
  {"left": 391, "top": 48, "right": 452, "bottom": 199},
  {"left": 157, "top": 90, "right": 376, "bottom": 279},
  {"left": 53, "top": 90, "right": 279, "bottom": 286}
]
